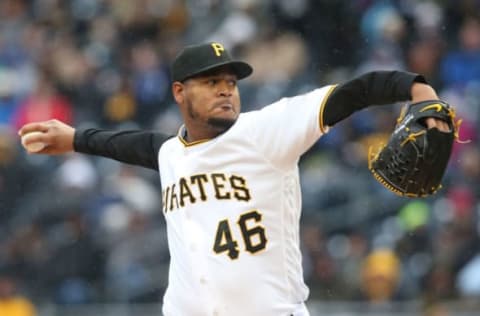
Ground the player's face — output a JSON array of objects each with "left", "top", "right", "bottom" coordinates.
[{"left": 173, "top": 67, "right": 241, "bottom": 139}]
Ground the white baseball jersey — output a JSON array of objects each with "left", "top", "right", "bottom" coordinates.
[{"left": 158, "top": 85, "right": 335, "bottom": 316}]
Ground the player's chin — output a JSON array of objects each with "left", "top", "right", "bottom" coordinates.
[{"left": 207, "top": 117, "right": 237, "bottom": 131}]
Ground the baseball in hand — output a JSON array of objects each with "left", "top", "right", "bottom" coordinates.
[{"left": 21, "top": 131, "right": 46, "bottom": 152}]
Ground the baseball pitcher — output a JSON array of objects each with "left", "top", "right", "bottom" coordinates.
[{"left": 18, "top": 42, "right": 454, "bottom": 316}]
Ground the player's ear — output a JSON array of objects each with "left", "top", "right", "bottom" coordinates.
[{"left": 172, "top": 81, "right": 185, "bottom": 105}]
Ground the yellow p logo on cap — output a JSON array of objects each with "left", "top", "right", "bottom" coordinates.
[{"left": 211, "top": 43, "right": 225, "bottom": 57}]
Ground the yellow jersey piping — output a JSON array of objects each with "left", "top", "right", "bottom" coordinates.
[
  {"left": 176, "top": 125, "right": 212, "bottom": 147},
  {"left": 178, "top": 135, "right": 212, "bottom": 147},
  {"left": 319, "top": 84, "right": 338, "bottom": 134}
]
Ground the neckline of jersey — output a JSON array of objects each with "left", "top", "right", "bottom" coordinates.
[{"left": 177, "top": 125, "right": 212, "bottom": 147}]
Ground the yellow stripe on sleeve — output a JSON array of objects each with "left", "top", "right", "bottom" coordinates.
[{"left": 318, "top": 84, "right": 338, "bottom": 134}]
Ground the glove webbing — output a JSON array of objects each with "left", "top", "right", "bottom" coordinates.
[{"left": 367, "top": 146, "right": 436, "bottom": 198}]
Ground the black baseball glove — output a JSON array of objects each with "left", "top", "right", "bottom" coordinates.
[{"left": 368, "top": 100, "right": 459, "bottom": 198}]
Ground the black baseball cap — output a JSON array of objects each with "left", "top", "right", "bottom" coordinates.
[{"left": 171, "top": 42, "right": 253, "bottom": 82}]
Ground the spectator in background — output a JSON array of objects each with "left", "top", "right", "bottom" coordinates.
[
  {"left": 105, "top": 211, "right": 169, "bottom": 303},
  {"left": 406, "top": 38, "right": 444, "bottom": 89},
  {"left": 440, "top": 16, "right": 480, "bottom": 89},
  {"left": 45, "top": 211, "right": 105, "bottom": 305},
  {"left": 0, "top": 69, "right": 22, "bottom": 126},
  {"left": 130, "top": 41, "right": 170, "bottom": 126},
  {"left": 102, "top": 76, "right": 138, "bottom": 127},
  {"left": 0, "top": 271, "right": 36, "bottom": 316},
  {"left": 457, "top": 253, "right": 480, "bottom": 298},
  {"left": 13, "top": 71, "right": 73, "bottom": 131},
  {"left": 0, "top": 128, "right": 39, "bottom": 221},
  {"left": 360, "top": 249, "right": 401, "bottom": 302}
]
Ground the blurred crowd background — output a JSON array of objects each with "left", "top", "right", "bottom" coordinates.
[{"left": 0, "top": 0, "right": 480, "bottom": 315}]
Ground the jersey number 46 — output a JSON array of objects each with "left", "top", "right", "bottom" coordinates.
[{"left": 213, "top": 210, "right": 267, "bottom": 260}]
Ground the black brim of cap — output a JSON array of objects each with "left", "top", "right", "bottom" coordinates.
[{"left": 176, "top": 61, "right": 253, "bottom": 82}]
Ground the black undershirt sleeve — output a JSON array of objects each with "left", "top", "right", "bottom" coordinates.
[
  {"left": 73, "top": 128, "right": 173, "bottom": 171},
  {"left": 323, "top": 71, "right": 427, "bottom": 127}
]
